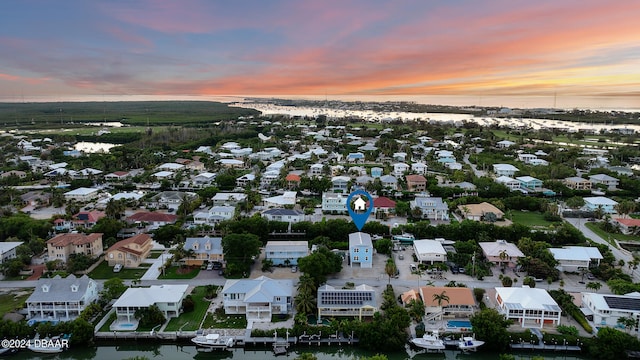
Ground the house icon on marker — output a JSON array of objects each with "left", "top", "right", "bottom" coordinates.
[{"left": 353, "top": 197, "right": 367, "bottom": 211}]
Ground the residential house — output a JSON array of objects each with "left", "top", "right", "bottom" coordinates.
[
  {"left": 147, "top": 191, "right": 197, "bottom": 209},
  {"left": 263, "top": 191, "right": 297, "bottom": 207},
  {"left": 285, "top": 173, "right": 301, "bottom": 189},
  {"left": 347, "top": 152, "right": 365, "bottom": 163},
  {"left": 393, "top": 163, "right": 410, "bottom": 176},
  {"left": 104, "top": 171, "right": 131, "bottom": 181},
  {"left": 410, "top": 196, "right": 449, "bottom": 220},
  {"left": 265, "top": 241, "right": 309, "bottom": 266},
  {"left": 589, "top": 174, "right": 619, "bottom": 190},
  {"left": 193, "top": 206, "right": 235, "bottom": 225},
  {"left": 495, "top": 176, "right": 521, "bottom": 191},
  {"left": 349, "top": 232, "right": 373, "bottom": 268},
  {"left": 221, "top": 276, "right": 293, "bottom": 322},
  {"left": 46, "top": 233, "right": 104, "bottom": 263},
  {"left": 354, "top": 175, "right": 374, "bottom": 188},
  {"left": 112, "top": 285, "right": 189, "bottom": 329},
  {"left": 436, "top": 150, "right": 456, "bottom": 163},
  {"left": 126, "top": 211, "right": 178, "bottom": 230},
  {"left": 185, "top": 160, "right": 205, "bottom": 171},
  {"left": 495, "top": 286, "right": 562, "bottom": 328},
  {"left": 518, "top": 153, "right": 538, "bottom": 164},
  {"left": 183, "top": 237, "right": 223, "bottom": 266},
  {"left": 106, "top": 234, "right": 153, "bottom": 268},
  {"left": 331, "top": 176, "right": 351, "bottom": 193},
  {"left": 413, "top": 240, "right": 447, "bottom": 264},
  {"left": 584, "top": 196, "right": 618, "bottom": 214},
  {"left": 549, "top": 246, "right": 603, "bottom": 272},
  {"left": 614, "top": 218, "right": 640, "bottom": 235},
  {"left": 0, "top": 242, "right": 23, "bottom": 264},
  {"left": 496, "top": 140, "right": 516, "bottom": 148},
  {"left": 54, "top": 210, "right": 106, "bottom": 231},
  {"left": 1, "top": 170, "right": 26, "bottom": 179},
  {"left": 582, "top": 292, "right": 640, "bottom": 329},
  {"left": 322, "top": 192, "right": 348, "bottom": 213},
  {"left": 63, "top": 187, "right": 100, "bottom": 202},
  {"left": 370, "top": 167, "right": 383, "bottom": 178},
  {"left": 564, "top": 177, "right": 592, "bottom": 190},
  {"left": 419, "top": 286, "right": 477, "bottom": 320},
  {"left": 193, "top": 172, "right": 217, "bottom": 187},
  {"left": 411, "top": 162, "right": 428, "bottom": 175},
  {"left": 236, "top": 173, "right": 255, "bottom": 188},
  {"left": 217, "top": 159, "right": 245, "bottom": 168},
  {"left": 26, "top": 275, "right": 98, "bottom": 322},
  {"left": 261, "top": 170, "right": 280, "bottom": 188},
  {"left": 457, "top": 202, "right": 504, "bottom": 221},
  {"left": 380, "top": 175, "right": 398, "bottom": 190},
  {"left": 317, "top": 284, "right": 377, "bottom": 320},
  {"left": 262, "top": 208, "right": 305, "bottom": 223},
  {"left": 493, "top": 164, "right": 519, "bottom": 177},
  {"left": 212, "top": 192, "right": 247, "bottom": 206},
  {"left": 445, "top": 162, "right": 463, "bottom": 170},
  {"left": 529, "top": 158, "right": 549, "bottom": 166},
  {"left": 479, "top": 240, "right": 524, "bottom": 269},
  {"left": 406, "top": 174, "right": 427, "bottom": 192},
  {"left": 516, "top": 176, "right": 543, "bottom": 191},
  {"left": 156, "top": 163, "right": 184, "bottom": 171},
  {"left": 309, "top": 163, "right": 324, "bottom": 177},
  {"left": 152, "top": 170, "right": 174, "bottom": 180},
  {"left": 370, "top": 196, "right": 396, "bottom": 215}
]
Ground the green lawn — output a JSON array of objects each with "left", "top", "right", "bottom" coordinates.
[
  {"left": 508, "top": 210, "right": 559, "bottom": 228},
  {"left": 148, "top": 251, "right": 164, "bottom": 259},
  {"left": 202, "top": 312, "right": 247, "bottom": 329},
  {"left": 0, "top": 289, "right": 33, "bottom": 316},
  {"left": 164, "top": 286, "right": 211, "bottom": 331},
  {"left": 89, "top": 261, "right": 148, "bottom": 279},
  {"left": 158, "top": 266, "right": 200, "bottom": 280},
  {"left": 585, "top": 222, "right": 640, "bottom": 244}
]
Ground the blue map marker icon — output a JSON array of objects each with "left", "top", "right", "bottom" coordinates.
[{"left": 346, "top": 189, "right": 374, "bottom": 231}]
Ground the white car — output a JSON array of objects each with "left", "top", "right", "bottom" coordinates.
[{"left": 113, "top": 264, "right": 123, "bottom": 273}]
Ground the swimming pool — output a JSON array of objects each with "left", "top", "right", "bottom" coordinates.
[
  {"left": 120, "top": 323, "right": 135, "bottom": 328},
  {"left": 447, "top": 320, "right": 472, "bottom": 329}
]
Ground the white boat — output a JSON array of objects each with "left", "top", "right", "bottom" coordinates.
[
  {"left": 410, "top": 330, "right": 446, "bottom": 352},
  {"left": 191, "top": 333, "right": 235, "bottom": 349},
  {"left": 27, "top": 334, "right": 69, "bottom": 354},
  {"left": 457, "top": 335, "right": 485, "bottom": 352}
]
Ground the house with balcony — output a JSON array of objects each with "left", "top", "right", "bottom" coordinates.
[
  {"left": 235, "top": 173, "right": 255, "bottom": 188},
  {"left": 322, "top": 192, "right": 348, "bottom": 213},
  {"left": 393, "top": 163, "right": 410, "bottom": 176},
  {"left": 584, "top": 196, "right": 618, "bottom": 214},
  {"left": 614, "top": 218, "right": 640, "bottom": 235},
  {"left": 221, "top": 276, "right": 293, "bottom": 322},
  {"left": 589, "top": 174, "right": 619, "bottom": 190},
  {"left": 370, "top": 196, "right": 396, "bottom": 215},
  {"left": 406, "top": 174, "right": 427, "bottom": 192},
  {"left": 265, "top": 241, "right": 309, "bottom": 266},
  {"left": 46, "top": 233, "right": 104, "bottom": 264},
  {"left": 495, "top": 286, "right": 562, "bottom": 328},
  {"left": 411, "top": 162, "right": 428, "bottom": 175},
  {"left": 285, "top": 173, "right": 301, "bottom": 189},
  {"left": 518, "top": 153, "right": 538, "bottom": 164},
  {"left": 309, "top": 163, "right": 324, "bottom": 177},
  {"left": 262, "top": 208, "right": 305, "bottom": 223},
  {"left": 564, "top": 177, "right": 592, "bottom": 190},
  {"left": 380, "top": 175, "right": 398, "bottom": 190},
  {"left": 212, "top": 192, "right": 247, "bottom": 206},
  {"left": 63, "top": 187, "right": 100, "bottom": 202},
  {"left": 126, "top": 211, "right": 178, "bottom": 230},
  {"left": 516, "top": 176, "right": 543, "bottom": 191},
  {"left": 349, "top": 232, "right": 373, "bottom": 268},
  {"left": 419, "top": 286, "right": 477, "bottom": 320},
  {"left": 26, "top": 275, "right": 99, "bottom": 322},
  {"left": 549, "top": 246, "right": 602, "bottom": 272},
  {"left": 370, "top": 167, "right": 383, "bottom": 178},
  {"left": 479, "top": 240, "right": 524, "bottom": 269},
  {"left": 495, "top": 176, "right": 520, "bottom": 191},
  {"left": 317, "top": 284, "right": 377, "bottom": 320},
  {"left": 192, "top": 172, "right": 217, "bottom": 187},
  {"left": 183, "top": 237, "right": 223, "bottom": 266},
  {"left": 436, "top": 150, "right": 456, "bottom": 163},
  {"left": 147, "top": 191, "right": 198, "bottom": 209},
  {"left": 105, "top": 234, "right": 153, "bottom": 268},
  {"left": 410, "top": 196, "right": 449, "bottom": 220},
  {"left": 0, "top": 241, "right": 22, "bottom": 264},
  {"left": 493, "top": 164, "right": 519, "bottom": 177},
  {"left": 112, "top": 284, "right": 189, "bottom": 330},
  {"left": 193, "top": 206, "right": 235, "bottom": 225},
  {"left": 413, "top": 239, "right": 447, "bottom": 264},
  {"left": 582, "top": 292, "right": 640, "bottom": 329},
  {"left": 331, "top": 176, "right": 351, "bottom": 193},
  {"left": 457, "top": 202, "right": 504, "bottom": 221}
]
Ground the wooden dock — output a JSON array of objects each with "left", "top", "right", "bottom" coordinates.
[{"left": 510, "top": 343, "right": 581, "bottom": 352}]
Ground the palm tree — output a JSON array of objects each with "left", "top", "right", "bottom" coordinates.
[
  {"left": 586, "top": 281, "right": 602, "bottom": 292},
  {"left": 385, "top": 259, "right": 398, "bottom": 284},
  {"left": 498, "top": 249, "right": 509, "bottom": 270},
  {"left": 432, "top": 291, "right": 450, "bottom": 307},
  {"left": 297, "top": 274, "right": 316, "bottom": 295},
  {"left": 295, "top": 290, "right": 316, "bottom": 315}
]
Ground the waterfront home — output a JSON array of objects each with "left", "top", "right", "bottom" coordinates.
[
  {"left": 410, "top": 196, "right": 449, "bottom": 220},
  {"left": 516, "top": 176, "right": 543, "bottom": 191},
  {"left": 113, "top": 284, "right": 189, "bottom": 329},
  {"left": 582, "top": 292, "right": 640, "bottom": 329},
  {"left": 106, "top": 234, "right": 153, "bottom": 268},
  {"left": 262, "top": 208, "right": 305, "bottom": 223},
  {"left": 419, "top": 286, "right": 477, "bottom": 320},
  {"left": 495, "top": 286, "right": 562, "bottom": 328},
  {"left": 589, "top": 174, "right": 619, "bottom": 190},
  {"left": 349, "top": 232, "right": 373, "bottom": 268},
  {"left": 479, "top": 240, "right": 524, "bottom": 269},
  {"left": 614, "top": 218, "right": 640, "bottom": 235},
  {"left": 63, "top": 187, "right": 100, "bottom": 202},
  {"left": 322, "top": 192, "right": 348, "bottom": 213},
  {"left": 183, "top": 237, "right": 223, "bottom": 266},
  {"left": 564, "top": 177, "right": 592, "bottom": 190},
  {"left": 317, "top": 284, "right": 377, "bottom": 320},
  {"left": 221, "top": 276, "right": 293, "bottom": 322},
  {"left": 495, "top": 176, "right": 520, "bottom": 191},
  {"left": 549, "top": 246, "right": 602, "bottom": 272},
  {"left": 583, "top": 196, "right": 618, "bottom": 214},
  {"left": 265, "top": 241, "right": 309, "bottom": 266},
  {"left": 413, "top": 239, "right": 447, "bottom": 264},
  {"left": 457, "top": 202, "right": 504, "bottom": 221},
  {"left": 26, "top": 275, "right": 98, "bottom": 322},
  {"left": 46, "top": 233, "right": 104, "bottom": 263},
  {"left": 492, "top": 164, "right": 519, "bottom": 177},
  {"left": 406, "top": 174, "right": 427, "bottom": 192},
  {"left": 0, "top": 241, "right": 23, "bottom": 264}
]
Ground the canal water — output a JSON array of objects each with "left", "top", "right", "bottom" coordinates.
[{"left": 9, "top": 343, "right": 588, "bottom": 359}]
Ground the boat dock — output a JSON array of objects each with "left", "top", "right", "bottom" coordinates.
[{"left": 510, "top": 343, "right": 581, "bottom": 352}]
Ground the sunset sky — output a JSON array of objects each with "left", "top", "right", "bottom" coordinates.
[{"left": 1, "top": 0, "right": 639, "bottom": 104}]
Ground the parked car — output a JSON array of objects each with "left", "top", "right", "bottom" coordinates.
[
  {"left": 398, "top": 254, "right": 404, "bottom": 260},
  {"left": 291, "top": 266, "right": 298, "bottom": 273},
  {"left": 587, "top": 273, "right": 595, "bottom": 280},
  {"left": 113, "top": 264, "right": 123, "bottom": 273},
  {"left": 206, "top": 263, "right": 213, "bottom": 271}
]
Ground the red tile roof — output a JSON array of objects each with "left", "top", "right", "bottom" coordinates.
[
  {"left": 367, "top": 196, "right": 396, "bottom": 208},
  {"left": 285, "top": 174, "right": 301, "bottom": 182},
  {"left": 615, "top": 218, "right": 640, "bottom": 227},
  {"left": 127, "top": 211, "right": 178, "bottom": 223},
  {"left": 405, "top": 174, "right": 427, "bottom": 183},
  {"left": 107, "top": 234, "right": 152, "bottom": 256},
  {"left": 47, "top": 233, "right": 103, "bottom": 247}
]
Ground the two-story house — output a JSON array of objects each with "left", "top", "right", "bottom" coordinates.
[
  {"left": 221, "top": 276, "right": 293, "bottom": 322},
  {"left": 193, "top": 206, "right": 235, "bottom": 225},
  {"left": 582, "top": 292, "right": 640, "bottom": 329},
  {"left": 349, "top": 232, "right": 373, "bottom": 268},
  {"left": 584, "top": 196, "right": 619, "bottom": 214},
  {"left": 26, "top": 275, "right": 99, "bottom": 322},
  {"left": 183, "top": 237, "right": 223, "bottom": 266},
  {"left": 112, "top": 284, "right": 189, "bottom": 330},
  {"left": 317, "top": 284, "right": 377, "bottom": 321},
  {"left": 549, "top": 246, "right": 602, "bottom": 272},
  {"left": 405, "top": 174, "right": 427, "bottom": 192},
  {"left": 264, "top": 241, "right": 309, "bottom": 266},
  {"left": 105, "top": 234, "right": 153, "bottom": 268},
  {"left": 479, "top": 240, "right": 524, "bottom": 269},
  {"left": 493, "top": 164, "right": 519, "bottom": 177},
  {"left": 262, "top": 208, "right": 305, "bottom": 223},
  {"left": 410, "top": 196, "right": 449, "bottom": 220},
  {"left": 589, "top": 174, "right": 619, "bottom": 190},
  {"left": 46, "top": 233, "right": 104, "bottom": 263},
  {"left": 420, "top": 286, "right": 477, "bottom": 320},
  {"left": 564, "top": 176, "right": 592, "bottom": 190},
  {"left": 413, "top": 239, "right": 447, "bottom": 264},
  {"left": 322, "top": 192, "right": 348, "bottom": 213},
  {"left": 495, "top": 286, "right": 562, "bottom": 328},
  {"left": 516, "top": 176, "right": 543, "bottom": 191}
]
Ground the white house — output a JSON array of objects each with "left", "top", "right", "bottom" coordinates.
[
  {"left": 495, "top": 286, "right": 562, "bottom": 328},
  {"left": 549, "top": 246, "right": 603, "bottom": 272},
  {"left": 411, "top": 162, "right": 428, "bottom": 175},
  {"left": 589, "top": 174, "right": 619, "bottom": 190},
  {"left": 497, "top": 140, "right": 516, "bottom": 148},
  {"left": 221, "top": 276, "right": 293, "bottom": 322},
  {"left": 263, "top": 191, "right": 297, "bottom": 207},
  {"left": 26, "top": 275, "right": 99, "bottom": 322},
  {"left": 518, "top": 154, "right": 538, "bottom": 164},
  {"left": 112, "top": 284, "right": 189, "bottom": 330},
  {"left": 479, "top": 240, "right": 525, "bottom": 268},
  {"left": 193, "top": 206, "right": 235, "bottom": 225},
  {"left": 582, "top": 292, "right": 640, "bottom": 329},
  {"left": 63, "top": 187, "right": 100, "bottom": 202},
  {"left": 0, "top": 241, "right": 23, "bottom": 264},
  {"left": 393, "top": 163, "right": 410, "bottom": 176},
  {"left": 493, "top": 164, "right": 519, "bottom": 177},
  {"left": 584, "top": 196, "right": 618, "bottom": 214},
  {"left": 317, "top": 284, "right": 377, "bottom": 320},
  {"left": 495, "top": 176, "right": 521, "bottom": 191},
  {"left": 410, "top": 196, "right": 449, "bottom": 220},
  {"left": 349, "top": 232, "right": 373, "bottom": 268},
  {"left": 331, "top": 176, "right": 351, "bottom": 192},
  {"left": 322, "top": 192, "right": 348, "bottom": 213},
  {"left": 380, "top": 175, "right": 398, "bottom": 190},
  {"left": 212, "top": 192, "right": 247, "bottom": 206},
  {"left": 413, "top": 239, "right": 447, "bottom": 264},
  {"left": 262, "top": 208, "right": 305, "bottom": 223},
  {"left": 265, "top": 241, "right": 309, "bottom": 266}
]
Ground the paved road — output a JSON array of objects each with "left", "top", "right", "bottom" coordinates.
[{"left": 463, "top": 153, "right": 486, "bottom": 177}]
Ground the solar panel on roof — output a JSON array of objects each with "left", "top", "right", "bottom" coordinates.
[{"left": 604, "top": 296, "right": 640, "bottom": 311}]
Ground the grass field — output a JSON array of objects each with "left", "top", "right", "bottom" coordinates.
[
  {"left": 89, "top": 261, "right": 148, "bottom": 280},
  {"left": 164, "top": 286, "right": 211, "bottom": 331},
  {"left": 158, "top": 266, "right": 200, "bottom": 280},
  {"left": 509, "top": 210, "right": 559, "bottom": 228},
  {"left": 202, "top": 312, "right": 247, "bottom": 329},
  {"left": 0, "top": 289, "right": 33, "bottom": 316},
  {"left": 585, "top": 222, "right": 640, "bottom": 244},
  {"left": 148, "top": 251, "right": 165, "bottom": 259}
]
